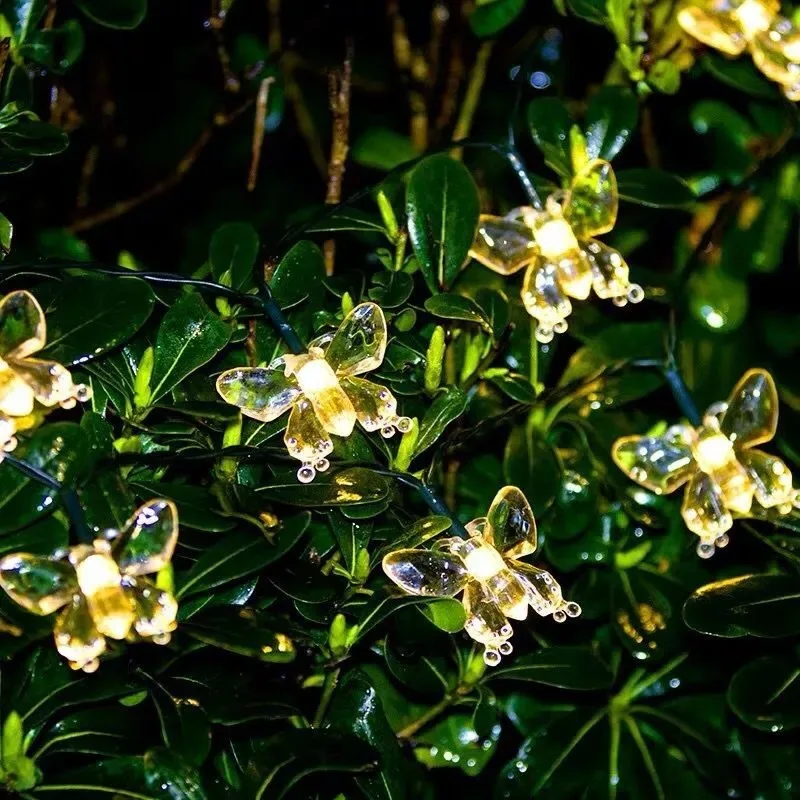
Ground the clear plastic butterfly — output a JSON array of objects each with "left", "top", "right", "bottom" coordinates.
[
  {"left": 216, "top": 302, "right": 411, "bottom": 483},
  {"left": 612, "top": 369, "right": 798, "bottom": 558},
  {"left": 0, "top": 499, "right": 179, "bottom": 673},
  {"left": 0, "top": 290, "right": 91, "bottom": 454},
  {"left": 469, "top": 159, "right": 643, "bottom": 344},
  {"left": 678, "top": 0, "right": 800, "bottom": 101},
  {"left": 382, "top": 486, "right": 581, "bottom": 666}
]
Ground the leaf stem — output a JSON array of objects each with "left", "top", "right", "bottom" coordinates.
[
  {"left": 312, "top": 667, "right": 341, "bottom": 727},
  {"left": 397, "top": 692, "right": 458, "bottom": 740}
]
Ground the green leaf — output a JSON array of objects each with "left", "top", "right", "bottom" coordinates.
[
  {"left": 182, "top": 606, "right": 296, "bottom": 662},
  {"left": 616, "top": 168, "right": 695, "bottom": 208},
  {"left": 503, "top": 424, "right": 561, "bottom": 516},
  {"left": 415, "top": 712, "right": 500, "bottom": 775},
  {"left": 567, "top": 0, "right": 607, "bottom": 23},
  {"left": 256, "top": 467, "right": 390, "bottom": 507},
  {"left": 0, "top": 148, "right": 33, "bottom": 174},
  {"left": 702, "top": 53, "right": 779, "bottom": 100},
  {"left": 231, "top": 730, "right": 377, "bottom": 799},
  {"left": 209, "top": 222, "right": 259, "bottom": 291},
  {"left": 687, "top": 267, "right": 748, "bottom": 333},
  {"left": 35, "top": 708, "right": 136, "bottom": 758},
  {"left": 139, "top": 672, "right": 211, "bottom": 767},
  {"left": 270, "top": 239, "right": 326, "bottom": 307},
  {"left": 131, "top": 480, "right": 234, "bottom": 532},
  {"left": 0, "top": 116, "right": 68, "bottom": 157},
  {"left": 329, "top": 513, "right": 372, "bottom": 576},
  {"left": 584, "top": 86, "right": 638, "bottom": 161},
  {"left": 419, "top": 598, "right": 466, "bottom": 633},
  {"left": 177, "top": 512, "right": 309, "bottom": 598},
  {"left": 1, "top": 0, "right": 45, "bottom": 43},
  {"left": 469, "top": 0, "right": 526, "bottom": 37},
  {"left": 19, "top": 20, "right": 85, "bottom": 72},
  {"left": 0, "top": 212, "right": 12, "bottom": 257},
  {"left": 424, "top": 294, "right": 492, "bottom": 332},
  {"left": 411, "top": 387, "right": 468, "bottom": 459},
  {"left": 728, "top": 656, "right": 800, "bottom": 733},
  {"left": 40, "top": 755, "right": 153, "bottom": 797},
  {"left": 406, "top": 154, "right": 480, "bottom": 292},
  {"left": 527, "top": 97, "right": 573, "bottom": 177},
  {"left": 149, "top": 293, "right": 231, "bottom": 403},
  {"left": 74, "top": 0, "right": 147, "bottom": 29},
  {"left": 488, "top": 646, "right": 614, "bottom": 689},
  {"left": 683, "top": 573, "right": 800, "bottom": 638},
  {"left": 328, "top": 671, "right": 417, "bottom": 799},
  {"left": 2, "top": 709, "right": 24, "bottom": 762},
  {"left": 0, "top": 423, "right": 89, "bottom": 531},
  {"left": 38, "top": 276, "right": 155, "bottom": 366},
  {"left": 144, "top": 748, "right": 206, "bottom": 800},
  {"left": 352, "top": 127, "right": 418, "bottom": 171}
]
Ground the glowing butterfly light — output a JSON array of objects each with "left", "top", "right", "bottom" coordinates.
[
  {"left": 0, "top": 500, "right": 180, "bottom": 672},
  {"left": 382, "top": 486, "right": 581, "bottom": 665},
  {"left": 612, "top": 369, "right": 798, "bottom": 558},
  {"left": 470, "top": 159, "right": 643, "bottom": 344},
  {"left": 678, "top": 0, "right": 800, "bottom": 100},
  {"left": 217, "top": 302, "right": 411, "bottom": 483},
  {"left": 1, "top": 290, "right": 91, "bottom": 455}
]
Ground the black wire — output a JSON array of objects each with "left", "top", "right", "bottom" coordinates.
[
  {"left": 0, "top": 260, "right": 307, "bottom": 356},
  {"left": 2, "top": 453, "right": 92, "bottom": 544}
]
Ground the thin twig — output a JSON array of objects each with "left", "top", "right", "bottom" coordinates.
[
  {"left": 452, "top": 41, "right": 494, "bottom": 157},
  {"left": 0, "top": 39, "right": 10, "bottom": 85},
  {"left": 69, "top": 103, "right": 252, "bottom": 233},
  {"left": 247, "top": 77, "right": 275, "bottom": 191},
  {"left": 323, "top": 39, "right": 354, "bottom": 276},
  {"left": 208, "top": 2, "right": 241, "bottom": 93}
]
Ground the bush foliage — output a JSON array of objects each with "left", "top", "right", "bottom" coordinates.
[{"left": 2, "top": 0, "right": 800, "bottom": 798}]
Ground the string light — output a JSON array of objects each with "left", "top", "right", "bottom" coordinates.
[
  {"left": 678, "top": 0, "right": 800, "bottom": 100},
  {"left": 0, "top": 290, "right": 91, "bottom": 456},
  {"left": 216, "top": 302, "right": 411, "bottom": 483},
  {"left": 0, "top": 499, "right": 180, "bottom": 672},
  {"left": 470, "top": 159, "right": 643, "bottom": 343},
  {"left": 382, "top": 486, "right": 581, "bottom": 666},
  {"left": 612, "top": 369, "right": 798, "bottom": 558}
]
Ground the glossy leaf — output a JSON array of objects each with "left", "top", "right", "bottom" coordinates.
[
  {"left": 684, "top": 574, "right": 800, "bottom": 638},
  {"left": 38, "top": 276, "right": 155, "bottom": 366},
  {"left": 406, "top": 154, "right": 480, "bottom": 292},
  {"left": 270, "top": 240, "right": 326, "bottom": 307},
  {"left": 616, "top": 168, "right": 695, "bottom": 208},
  {"left": 488, "top": 646, "right": 614, "bottom": 689},
  {"left": 149, "top": 293, "right": 231, "bottom": 403},
  {"left": 503, "top": 425, "right": 561, "bottom": 516},
  {"left": 527, "top": 97, "right": 573, "bottom": 176},
  {"left": 424, "top": 294, "right": 492, "bottom": 333},
  {"left": 411, "top": 387, "right": 468, "bottom": 459},
  {"left": 209, "top": 222, "right": 259, "bottom": 291},
  {"left": 257, "top": 468, "right": 390, "bottom": 506},
  {"left": 74, "top": 0, "right": 147, "bottom": 29},
  {"left": 584, "top": 86, "right": 638, "bottom": 162},
  {"left": 728, "top": 656, "right": 800, "bottom": 732}
]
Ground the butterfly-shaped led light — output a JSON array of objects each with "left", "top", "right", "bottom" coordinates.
[
  {"left": 612, "top": 369, "right": 797, "bottom": 558},
  {"left": 470, "top": 159, "right": 643, "bottom": 344},
  {"left": 382, "top": 486, "right": 581, "bottom": 665},
  {"left": 678, "top": 0, "right": 800, "bottom": 100},
  {"left": 216, "top": 302, "right": 411, "bottom": 483},
  {"left": 1, "top": 290, "right": 91, "bottom": 455},
  {"left": 0, "top": 499, "right": 179, "bottom": 672}
]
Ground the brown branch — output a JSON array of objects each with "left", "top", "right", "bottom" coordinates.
[
  {"left": 208, "top": 2, "right": 241, "bottom": 93},
  {"left": 323, "top": 39, "right": 354, "bottom": 276},
  {"left": 0, "top": 39, "right": 11, "bottom": 85},
  {"left": 247, "top": 76, "right": 275, "bottom": 191},
  {"left": 387, "top": 0, "right": 429, "bottom": 151},
  {"left": 452, "top": 40, "right": 493, "bottom": 156},
  {"left": 68, "top": 103, "right": 252, "bottom": 233}
]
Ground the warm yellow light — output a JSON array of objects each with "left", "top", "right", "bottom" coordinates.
[
  {"left": 0, "top": 371, "right": 35, "bottom": 417},
  {"left": 734, "top": 0, "right": 772, "bottom": 37},
  {"left": 693, "top": 431, "right": 733, "bottom": 473},
  {"left": 382, "top": 486, "right": 580, "bottom": 666},
  {"left": 533, "top": 218, "right": 579, "bottom": 260},
  {"left": 217, "top": 303, "right": 411, "bottom": 483},
  {"left": 75, "top": 554, "right": 135, "bottom": 640},
  {"left": 612, "top": 369, "right": 797, "bottom": 558},
  {"left": 463, "top": 542, "right": 505, "bottom": 581}
]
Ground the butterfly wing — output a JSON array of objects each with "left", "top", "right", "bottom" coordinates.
[
  {"left": 582, "top": 239, "right": 641, "bottom": 303},
  {"left": 340, "top": 375, "right": 408, "bottom": 433},
  {"left": 612, "top": 425, "right": 697, "bottom": 495},
  {"left": 0, "top": 290, "right": 46, "bottom": 360},
  {"left": 521, "top": 261, "right": 572, "bottom": 343},
  {"left": 216, "top": 366, "right": 301, "bottom": 422},
  {"left": 117, "top": 499, "right": 179, "bottom": 576},
  {"left": 681, "top": 472, "right": 732, "bottom": 557},
  {"left": 0, "top": 554, "right": 77, "bottom": 615},
  {"left": 53, "top": 594, "right": 106, "bottom": 672},
  {"left": 463, "top": 580, "right": 514, "bottom": 665},
  {"left": 739, "top": 448, "right": 795, "bottom": 510},
  {"left": 6, "top": 357, "right": 78, "bottom": 408},
  {"left": 324, "top": 303, "right": 388, "bottom": 377},
  {"left": 382, "top": 548, "right": 469, "bottom": 597},
  {"left": 510, "top": 560, "right": 581, "bottom": 622},
  {"left": 677, "top": 3, "right": 749, "bottom": 56},
  {"left": 125, "top": 576, "right": 178, "bottom": 640},
  {"left": 720, "top": 369, "right": 778, "bottom": 448},
  {"left": 484, "top": 486, "right": 538, "bottom": 560},
  {"left": 563, "top": 159, "right": 618, "bottom": 238},
  {"left": 470, "top": 213, "right": 539, "bottom": 275}
]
